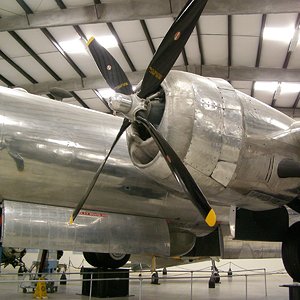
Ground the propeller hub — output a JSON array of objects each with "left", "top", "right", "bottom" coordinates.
[
  {"left": 108, "top": 93, "right": 148, "bottom": 121},
  {"left": 108, "top": 93, "right": 132, "bottom": 114}
]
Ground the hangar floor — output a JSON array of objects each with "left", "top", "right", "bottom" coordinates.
[
  {"left": 0, "top": 259, "right": 295, "bottom": 300},
  {"left": 0, "top": 272, "right": 293, "bottom": 299}
]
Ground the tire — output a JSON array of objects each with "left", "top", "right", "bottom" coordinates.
[
  {"left": 214, "top": 272, "right": 220, "bottom": 283},
  {"left": 83, "top": 252, "right": 130, "bottom": 269},
  {"left": 57, "top": 250, "right": 63, "bottom": 260},
  {"left": 151, "top": 272, "right": 159, "bottom": 284},
  {"left": 282, "top": 222, "right": 300, "bottom": 282},
  {"left": 83, "top": 252, "right": 98, "bottom": 267}
]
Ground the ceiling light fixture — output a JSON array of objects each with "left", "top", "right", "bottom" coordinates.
[
  {"left": 95, "top": 35, "right": 118, "bottom": 49},
  {"left": 288, "top": 26, "right": 300, "bottom": 52},
  {"left": 263, "top": 26, "right": 296, "bottom": 43},
  {"left": 280, "top": 82, "right": 300, "bottom": 94},
  {"left": 59, "top": 38, "right": 87, "bottom": 54},
  {"left": 97, "top": 88, "right": 116, "bottom": 98},
  {"left": 254, "top": 81, "right": 279, "bottom": 92}
]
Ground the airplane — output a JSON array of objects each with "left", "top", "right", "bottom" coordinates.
[{"left": 0, "top": 0, "right": 300, "bottom": 283}]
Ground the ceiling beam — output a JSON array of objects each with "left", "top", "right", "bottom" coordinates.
[
  {"left": 21, "top": 71, "right": 144, "bottom": 95},
  {"left": 292, "top": 93, "right": 300, "bottom": 110},
  {"left": 140, "top": 20, "right": 156, "bottom": 55},
  {"left": 1, "top": 0, "right": 300, "bottom": 32},
  {"left": 70, "top": 91, "right": 90, "bottom": 108},
  {"left": 107, "top": 22, "right": 136, "bottom": 72},
  {"left": 0, "top": 49, "right": 38, "bottom": 83},
  {"left": 41, "top": 28, "right": 86, "bottom": 79},
  {"left": 20, "top": 65, "right": 300, "bottom": 95},
  {"left": 0, "top": 74, "right": 15, "bottom": 87},
  {"left": 8, "top": 31, "right": 62, "bottom": 81},
  {"left": 227, "top": 15, "right": 232, "bottom": 70},
  {"left": 15, "top": 0, "right": 88, "bottom": 108},
  {"left": 251, "top": 14, "right": 267, "bottom": 97},
  {"left": 271, "top": 13, "right": 300, "bottom": 107},
  {"left": 195, "top": 23, "right": 204, "bottom": 65},
  {"left": 276, "top": 107, "right": 300, "bottom": 119}
]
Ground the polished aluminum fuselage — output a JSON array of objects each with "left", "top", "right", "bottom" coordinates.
[{"left": 0, "top": 71, "right": 299, "bottom": 232}]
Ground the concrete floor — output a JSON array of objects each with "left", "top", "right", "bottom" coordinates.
[{"left": 0, "top": 259, "right": 295, "bottom": 300}]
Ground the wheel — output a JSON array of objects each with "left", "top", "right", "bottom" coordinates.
[
  {"left": 83, "top": 252, "right": 130, "bottom": 269},
  {"left": 209, "top": 275, "right": 216, "bottom": 288},
  {"left": 214, "top": 272, "right": 220, "bottom": 283},
  {"left": 282, "top": 222, "right": 300, "bottom": 282},
  {"left": 83, "top": 252, "right": 98, "bottom": 266},
  {"left": 22, "top": 288, "right": 27, "bottom": 293},
  {"left": 57, "top": 250, "right": 63, "bottom": 260},
  {"left": 151, "top": 272, "right": 159, "bottom": 284}
]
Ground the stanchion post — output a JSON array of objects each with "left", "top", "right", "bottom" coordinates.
[
  {"left": 68, "top": 258, "right": 71, "bottom": 280},
  {"left": 245, "top": 275, "right": 248, "bottom": 300},
  {"left": 190, "top": 271, "right": 193, "bottom": 300},
  {"left": 264, "top": 268, "right": 267, "bottom": 296},
  {"left": 89, "top": 272, "right": 93, "bottom": 300},
  {"left": 139, "top": 277, "right": 143, "bottom": 300}
]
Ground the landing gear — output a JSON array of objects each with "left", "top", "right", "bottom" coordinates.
[
  {"left": 211, "top": 260, "right": 220, "bottom": 284},
  {"left": 83, "top": 252, "right": 130, "bottom": 269},
  {"left": 282, "top": 222, "right": 300, "bottom": 282},
  {"left": 150, "top": 256, "right": 159, "bottom": 285},
  {"left": 208, "top": 275, "right": 215, "bottom": 288},
  {"left": 151, "top": 272, "right": 159, "bottom": 284}
]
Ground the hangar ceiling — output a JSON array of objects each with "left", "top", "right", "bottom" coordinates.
[{"left": 0, "top": 0, "right": 300, "bottom": 118}]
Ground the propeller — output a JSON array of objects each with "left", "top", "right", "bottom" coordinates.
[
  {"left": 70, "top": 0, "right": 216, "bottom": 227},
  {"left": 135, "top": 113, "right": 216, "bottom": 227},
  {"left": 138, "top": 0, "right": 208, "bottom": 98},
  {"left": 69, "top": 118, "right": 130, "bottom": 224},
  {"left": 87, "top": 37, "right": 133, "bottom": 95}
]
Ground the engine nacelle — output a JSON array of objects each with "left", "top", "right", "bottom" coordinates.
[
  {"left": 1, "top": 200, "right": 196, "bottom": 258},
  {"left": 127, "top": 70, "right": 243, "bottom": 197}
]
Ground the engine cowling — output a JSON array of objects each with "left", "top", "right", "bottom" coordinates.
[{"left": 127, "top": 70, "right": 243, "bottom": 197}]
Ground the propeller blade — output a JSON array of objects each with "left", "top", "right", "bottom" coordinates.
[
  {"left": 136, "top": 114, "right": 216, "bottom": 227},
  {"left": 71, "top": 38, "right": 134, "bottom": 222},
  {"left": 87, "top": 37, "right": 133, "bottom": 95},
  {"left": 138, "top": 0, "right": 208, "bottom": 99},
  {"left": 69, "top": 119, "right": 131, "bottom": 224}
]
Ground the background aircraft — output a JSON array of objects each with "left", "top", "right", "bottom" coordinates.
[{"left": 0, "top": 0, "right": 300, "bottom": 283}]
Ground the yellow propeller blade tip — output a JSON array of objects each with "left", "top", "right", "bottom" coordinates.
[
  {"left": 205, "top": 209, "right": 217, "bottom": 227},
  {"left": 69, "top": 215, "right": 74, "bottom": 225},
  {"left": 87, "top": 36, "right": 95, "bottom": 46}
]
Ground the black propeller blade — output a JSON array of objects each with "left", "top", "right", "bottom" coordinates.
[
  {"left": 71, "top": 0, "right": 216, "bottom": 227},
  {"left": 70, "top": 38, "right": 134, "bottom": 223},
  {"left": 138, "top": 0, "right": 208, "bottom": 99},
  {"left": 87, "top": 37, "right": 133, "bottom": 95},
  {"left": 69, "top": 119, "right": 131, "bottom": 224},
  {"left": 70, "top": 38, "right": 134, "bottom": 222},
  {"left": 136, "top": 113, "right": 216, "bottom": 227}
]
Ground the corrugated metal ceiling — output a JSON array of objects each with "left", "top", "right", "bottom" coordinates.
[{"left": 0, "top": 0, "right": 299, "bottom": 117}]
